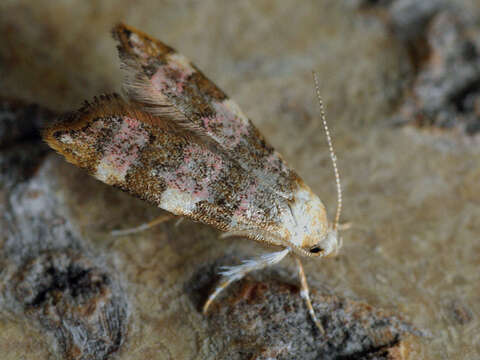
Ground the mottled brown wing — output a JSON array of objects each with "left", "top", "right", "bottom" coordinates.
[{"left": 43, "top": 95, "right": 288, "bottom": 237}]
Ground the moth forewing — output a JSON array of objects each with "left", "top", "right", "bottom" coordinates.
[{"left": 43, "top": 95, "right": 299, "bottom": 243}]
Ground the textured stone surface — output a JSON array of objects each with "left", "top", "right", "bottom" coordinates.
[
  {"left": 1, "top": 1, "right": 480, "bottom": 359},
  {"left": 204, "top": 277, "right": 422, "bottom": 359},
  {"left": 357, "top": 0, "right": 480, "bottom": 135},
  {"left": 0, "top": 102, "right": 129, "bottom": 359}
]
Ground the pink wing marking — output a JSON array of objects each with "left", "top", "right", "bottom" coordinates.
[
  {"left": 95, "top": 116, "right": 149, "bottom": 183},
  {"left": 157, "top": 144, "right": 223, "bottom": 201}
]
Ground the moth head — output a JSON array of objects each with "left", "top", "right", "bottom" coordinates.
[
  {"left": 304, "top": 226, "right": 342, "bottom": 258},
  {"left": 283, "top": 185, "right": 342, "bottom": 259}
]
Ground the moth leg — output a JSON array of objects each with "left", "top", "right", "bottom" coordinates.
[
  {"left": 110, "top": 213, "right": 176, "bottom": 236},
  {"left": 202, "top": 248, "right": 290, "bottom": 314},
  {"left": 338, "top": 222, "right": 352, "bottom": 231},
  {"left": 296, "top": 257, "right": 325, "bottom": 334},
  {"left": 174, "top": 217, "right": 184, "bottom": 227}
]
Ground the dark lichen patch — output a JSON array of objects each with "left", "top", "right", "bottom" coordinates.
[
  {"left": 403, "top": 10, "right": 480, "bottom": 135},
  {"left": 0, "top": 98, "right": 55, "bottom": 148},
  {"left": 0, "top": 99, "right": 53, "bottom": 188},
  {"left": 14, "top": 251, "right": 109, "bottom": 309},
  {"left": 358, "top": 0, "right": 480, "bottom": 136},
  {"left": 0, "top": 142, "right": 49, "bottom": 189},
  {"left": 10, "top": 250, "right": 127, "bottom": 360},
  {"left": 205, "top": 276, "right": 422, "bottom": 360}
]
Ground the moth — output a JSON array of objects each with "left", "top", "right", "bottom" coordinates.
[{"left": 43, "top": 23, "right": 343, "bottom": 333}]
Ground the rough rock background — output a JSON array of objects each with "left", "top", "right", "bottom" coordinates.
[{"left": 1, "top": 0, "right": 479, "bottom": 359}]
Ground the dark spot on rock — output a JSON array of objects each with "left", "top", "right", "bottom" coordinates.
[
  {"left": 461, "top": 40, "right": 477, "bottom": 61},
  {"left": 205, "top": 276, "right": 422, "bottom": 359},
  {"left": 10, "top": 249, "right": 128, "bottom": 360},
  {"left": 0, "top": 98, "right": 55, "bottom": 148},
  {"left": 0, "top": 143, "right": 49, "bottom": 188},
  {"left": 451, "top": 81, "right": 480, "bottom": 113},
  {"left": 359, "top": 1, "right": 480, "bottom": 136}
]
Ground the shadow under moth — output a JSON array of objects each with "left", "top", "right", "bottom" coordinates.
[{"left": 43, "top": 23, "right": 344, "bottom": 333}]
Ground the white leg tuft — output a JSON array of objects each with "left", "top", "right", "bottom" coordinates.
[{"left": 203, "top": 248, "right": 290, "bottom": 314}]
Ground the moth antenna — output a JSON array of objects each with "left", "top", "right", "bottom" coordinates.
[{"left": 312, "top": 71, "right": 342, "bottom": 231}]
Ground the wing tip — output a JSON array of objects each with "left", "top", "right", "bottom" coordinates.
[
  {"left": 112, "top": 23, "right": 174, "bottom": 61},
  {"left": 41, "top": 93, "right": 138, "bottom": 171}
]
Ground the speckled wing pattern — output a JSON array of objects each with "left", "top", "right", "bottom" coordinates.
[
  {"left": 43, "top": 24, "right": 328, "bottom": 250},
  {"left": 112, "top": 24, "right": 297, "bottom": 199}
]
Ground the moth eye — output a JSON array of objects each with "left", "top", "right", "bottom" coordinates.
[{"left": 309, "top": 246, "right": 324, "bottom": 254}]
